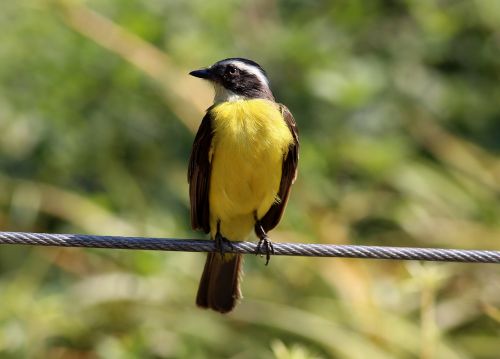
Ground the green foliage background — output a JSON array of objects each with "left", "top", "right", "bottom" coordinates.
[{"left": 0, "top": 1, "right": 499, "bottom": 358}]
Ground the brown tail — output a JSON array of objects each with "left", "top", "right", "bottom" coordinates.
[{"left": 196, "top": 253, "right": 243, "bottom": 313}]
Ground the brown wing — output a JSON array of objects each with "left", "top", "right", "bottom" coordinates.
[
  {"left": 260, "top": 104, "right": 299, "bottom": 232},
  {"left": 188, "top": 111, "right": 214, "bottom": 233}
]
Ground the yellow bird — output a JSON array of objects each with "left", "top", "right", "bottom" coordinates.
[{"left": 188, "top": 58, "right": 299, "bottom": 313}]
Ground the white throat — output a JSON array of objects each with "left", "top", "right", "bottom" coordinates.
[{"left": 213, "top": 83, "right": 245, "bottom": 103}]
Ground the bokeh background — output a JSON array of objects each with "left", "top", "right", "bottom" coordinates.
[{"left": 1, "top": 0, "right": 499, "bottom": 358}]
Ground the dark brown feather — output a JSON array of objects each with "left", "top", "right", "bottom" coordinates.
[
  {"left": 260, "top": 104, "right": 299, "bottom": 232},
  {"left": 188, "top": 110, "right": 214, "bottom": 233},
  {"left": 196, "top": 253, "right": 243, "bottom": 313}
]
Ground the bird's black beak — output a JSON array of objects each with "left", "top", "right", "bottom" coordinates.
[{"left": 189, "top": 68, "right": 213, "bottom": 80}]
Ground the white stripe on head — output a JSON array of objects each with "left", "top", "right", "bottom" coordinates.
[{"left": 221, "top": 60, "right": 270, "bottom": 88}]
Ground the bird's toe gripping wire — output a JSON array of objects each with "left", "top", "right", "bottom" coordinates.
[
  {"left": 214, "top": 221, "right": 233, "bottom": 259},
  {"left": 254, "top": 221, "right": 274, "bottom": 265}
]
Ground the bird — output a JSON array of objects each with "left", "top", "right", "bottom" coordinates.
[{"left": 188, "top": 58, "right": 299, "bottom": 313}]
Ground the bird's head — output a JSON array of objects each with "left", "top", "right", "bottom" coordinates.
[{"left": 189, "top": 58, "right": 274, "bottom": 102}]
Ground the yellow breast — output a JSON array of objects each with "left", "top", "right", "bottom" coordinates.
[{"left": 208, "top": 99, "right": 293, "bottom": 239}]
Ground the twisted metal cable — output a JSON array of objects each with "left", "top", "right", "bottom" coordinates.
[{"left": 0, "top": 231, "right": 498, "bottom": 263}]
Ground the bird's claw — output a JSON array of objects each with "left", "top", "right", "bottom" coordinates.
[
  {"left": 256, "top": 235, "right": 274, "bottom": 265},
  {"left": 215, "top": 232, "right": 233, "bottom": 259}
]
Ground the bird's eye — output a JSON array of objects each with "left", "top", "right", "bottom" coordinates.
[{"left": 227, "top": 66, "right": 237, "bottom": 76}]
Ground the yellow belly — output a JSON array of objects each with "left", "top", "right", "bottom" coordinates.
[{"left": 209, "top": 99, "right": 293, "bottom": 240}]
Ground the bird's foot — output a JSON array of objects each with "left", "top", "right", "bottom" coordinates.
[
  {"left": 214, "top": 232, "right": 233, "bottom": 259},
  {"left": 254, "top": 219, "right": 274, "bottom": 265},
  {"left": 256, "top": 233, "right": 274, "bottom": 266}
]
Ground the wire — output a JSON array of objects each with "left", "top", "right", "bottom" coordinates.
[{"left": 0, "top": 231, "right": 498, "bottom": 263}]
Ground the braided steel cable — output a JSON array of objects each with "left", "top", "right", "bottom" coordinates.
[{"left": 0, "top": 231, "right": 498, "bottom": 263}]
